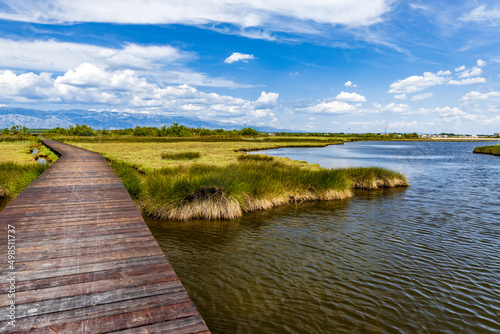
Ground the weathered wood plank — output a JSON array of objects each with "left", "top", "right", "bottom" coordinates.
[{"left": 0, "top": 138, "right": 210, "bottom": 333}]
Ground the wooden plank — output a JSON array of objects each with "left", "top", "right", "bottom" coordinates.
[
  {"left": 0, "top": 138, "right": 210, "bottom": 333},
  {"left": 0, "top": 293, "right": 192, "bottom": 333},
  {"left": 0, "top": 262, "right": 174, "bottom": 293}
]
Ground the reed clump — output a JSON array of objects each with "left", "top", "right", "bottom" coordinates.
[
  {"left": 161, "top": 151, "right": 201, "bottom": 160},
  {"left": 343, "top": 167, "right": 409, "bottom": 189}
]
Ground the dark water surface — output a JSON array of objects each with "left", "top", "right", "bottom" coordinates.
[{"left": 147, "top": 141, "right": 500, "bottom": 333}]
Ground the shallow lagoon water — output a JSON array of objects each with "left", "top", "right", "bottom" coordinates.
[{"left": 147, "top": 141, "right": 500, "bottom": 333}]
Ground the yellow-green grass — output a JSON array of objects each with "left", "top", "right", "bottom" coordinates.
[
  {"left": 0, "top": 138, "right": 56, "bottom": 209},
  {"left": 473, "top": 145, "right": 500, "bottom": 156},
  {"left": 0, "top": 162, "right": 49, "bottom": 199},
  {"left": 66, "top": 139, "right": 339, "bottom": 171},
  {"left": 0, "top": 141, "right": 38, "bottom": 164}
]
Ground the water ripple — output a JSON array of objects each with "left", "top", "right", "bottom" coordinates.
[{"left": 148, "top": 141, "right": 500, "bottom": 333}]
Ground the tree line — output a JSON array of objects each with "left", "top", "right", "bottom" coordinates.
[{"left": 46, "top": 123, "right": 261, "bottom": 137}]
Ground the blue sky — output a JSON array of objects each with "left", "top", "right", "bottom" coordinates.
[{"left": 1, "top": 0, "right": 500, "bottom": 133}]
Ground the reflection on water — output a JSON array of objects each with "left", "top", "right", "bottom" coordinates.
[{"left": 148, "top": 141, "right": 500, "bottom": 333}]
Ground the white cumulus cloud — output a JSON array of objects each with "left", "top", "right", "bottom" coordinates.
[
  {"left": 256, "top": 91, "right": 279, "bottom": 107},
  {"left": 460, "top": 91, "right": 500, "bottom": 101},
  {"left": 410, "top": 93, "right": 433, "bottom": 101},
  {"left": 0, "top": 38, "right": 252, "bottom": 89},
  {"left": 0, "top": 63, "right": 279, "bottom": 125},
  {"left": 394, "top": 94, "right": 407, "bottom": 100},
  {"left": 336, "top": 91, "right": 366, "bottom": 102},
  {"left": 477, "top": 59, "right": 487, "bottom": 67},
  {"left": 225, "top": 52, "right": 255, "bottom": 64},
  {"left": 457, "top": 66, "right": 483, "bottom": 78},
  {"left": 302, "top": 101, "right": 356, "bottom": 114},
  {"left": 383, "top": 103, "right": 411, "bottom": 113},
  {"left": 388, "top": 72, "right": 446, "bottom": 93},
  {"left": 447, "top": 77, "right": 487, "bottom": 85},
  {"left": 344, "top": 81, "right": 358, "bottom": 87}
]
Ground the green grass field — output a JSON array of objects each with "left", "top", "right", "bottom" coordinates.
[{"left": 63, "top": 137, "right": 341, "bottom": 171}]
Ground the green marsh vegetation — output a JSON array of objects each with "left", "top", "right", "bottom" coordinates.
[
  {"left": 473, "top": 145, "right": 500, "bottom": 156},
  {"left": 0, "top": 131, "right": 55, "bottom": 208},
  {"left": 106, "top": 155, "right": 408, "bottom": 221},
  {"left": 44, "top": 123, "right": 409, "bottom": 220},
  {"left": 0, "top": 162, "right": 50, "bottom": 199}
]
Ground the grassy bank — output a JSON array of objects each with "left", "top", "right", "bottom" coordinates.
[
  {"left": 0, "top": 136, "right": 53, "bottom": 209},
  {"left": 473, "top": 145, "right": 500, "bottom": 156},
  {"left": 108, "top": 156, "right": 408, "bottom": 221},
  {"left": 0, "top": 162, "right": 50, "bottom": 200}
]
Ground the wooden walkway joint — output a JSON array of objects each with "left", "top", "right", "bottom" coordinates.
[{"left": 0, "top": 139, "right": 210, "bottom": 333}]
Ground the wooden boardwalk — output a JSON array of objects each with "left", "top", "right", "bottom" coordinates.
[{"left": 0, "top": 139, "right": 210, "bottom": 333}]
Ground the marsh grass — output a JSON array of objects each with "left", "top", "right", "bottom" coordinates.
[
  {"left": 473, "top": 145, "right": 500, "bottom": 156},
  {"left": 0, "top": 162, "right": 49, "bottom": 200},
  {"left": 161, "top": 151, "right": 201, "bottom": 160},
  {"left": 139, "top": 160, "right": 354, "bottom": 220},
  {"left": 106, "top": 158, "right": 143, "bottom": 199},
  {"left": 344, "top": 167, "right": 409, "bottom": 189},
  {"left": 237, "top": 154, "right": 274, "bottom": 162}
]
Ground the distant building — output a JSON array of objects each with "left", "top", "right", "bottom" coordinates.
[{"left": 494, "top": 133, "right": 500, "bottom": 137}]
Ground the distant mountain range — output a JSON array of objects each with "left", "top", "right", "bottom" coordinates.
[{"left": 0, "top": 107, "right": 286, "bottom": 132}]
